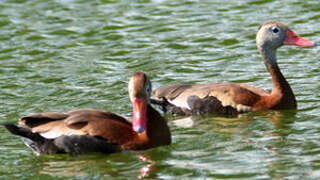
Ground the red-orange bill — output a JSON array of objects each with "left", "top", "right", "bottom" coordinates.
[
  {"left": 132, "top": 98, "right": 147, "bottom": 133},
  {"left": 284, "top": 30, "right": 317, "bottom": 47}
]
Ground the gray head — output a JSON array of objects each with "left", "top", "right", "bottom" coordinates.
[
  {"left": 256, "top": 22, "right": 316, "bottom": 51},
  {"left": 256, "top": 22, "right": 316, "bottom": 65},
  {"left": 256, "top": 22, "right": 288, "bottom": 50}
]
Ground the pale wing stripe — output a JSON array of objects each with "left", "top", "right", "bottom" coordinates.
[
  {"left": 168, "top": 99, "right": 191, "bottom": 110},
  {"left": 39, "top": 128, "right": 85, "bottom": 139}
]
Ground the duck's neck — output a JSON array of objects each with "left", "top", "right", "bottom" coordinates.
[
  {"left": 132, "top": 105, "right": 171, "bottom": 150},
  {"left": 260, "top": 48, "right": 297, "bottom": 109},
  {"left": 146, "top": 105, "right": 171, "bottom": 146}
]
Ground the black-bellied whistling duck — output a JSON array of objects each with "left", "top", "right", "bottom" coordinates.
[
  {"left": 4, "top": 72, "right": 171, "bottom": 155},
  {"left": 151, "top": 22, "right": 316, "bottom": 115}
]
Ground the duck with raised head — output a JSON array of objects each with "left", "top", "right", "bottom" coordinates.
[
  {"left": 5, "top": 72, "right": 171, "bottom": 155},
  {"left": 151, "top": 22, "right": 316, "bottom": 115}
]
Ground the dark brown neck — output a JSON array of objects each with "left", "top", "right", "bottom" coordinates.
[
  {"left": 261, "top": 48, "right": 296, "bottom": 109},
  {"left": 125, "top": 105, "right": 171, "bottom": 150},
  {"left": 146, "top": 104, "right": 171, "bottom": 146}
]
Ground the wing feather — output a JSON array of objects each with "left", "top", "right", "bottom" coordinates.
[
  {"left": 152, "top": 83, "right": 268, "bottom": 113},
  {"left": 18, "top": 109, "right": 133, "bottom": 141}
]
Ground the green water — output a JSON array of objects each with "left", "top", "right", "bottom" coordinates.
[{"left": 0, "top": 0, "right": 320, "bottom": 179}]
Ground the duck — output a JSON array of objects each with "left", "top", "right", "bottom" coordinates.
[
  {"left": 151, "top": 22, "right": 316, "bottom": 115},
  {"left": 4, "top": 72, "right": 171, "bottom": 155}
]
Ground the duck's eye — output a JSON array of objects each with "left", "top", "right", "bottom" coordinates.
[
  {"left": 146, "top": 84, "right": 151, "bottom": 94},
  {"left": 272, "top": 26, "right": 279, "bottom": 33}
]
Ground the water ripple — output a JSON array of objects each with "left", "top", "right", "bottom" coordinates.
[{"left": 0, "top": 0, "right": 320, "bottom": 179}]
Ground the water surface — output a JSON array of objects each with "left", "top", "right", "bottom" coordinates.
[{"left": 0, "top": 0, "right": 320, "bottom": 179}]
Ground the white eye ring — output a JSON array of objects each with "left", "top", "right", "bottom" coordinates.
[{"left": 272, "top": 26, "right": 280, "bottom": 33}]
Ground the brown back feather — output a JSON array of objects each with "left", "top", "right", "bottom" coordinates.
[
  {"left": 20, "top": 112, "right": 69, "bottom": 128},
  {"left": 152, "top": 84, "right": 192, "bottom": 100}
]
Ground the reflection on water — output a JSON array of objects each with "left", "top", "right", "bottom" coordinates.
[
  {"left": 170, "top": 110, "right": 293, "bottom": 134},
  {"left": 37, "top": 151, "right": 167, "bottom": 179},
  {"left": 138, "top": 155, "right": 156, "bottom": 178},
  {"left": 40, "top": 159, "right": 88, "bottom": 177},
  {"left": 167, "top": 110, "right": 307, "bottom": 179}
]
